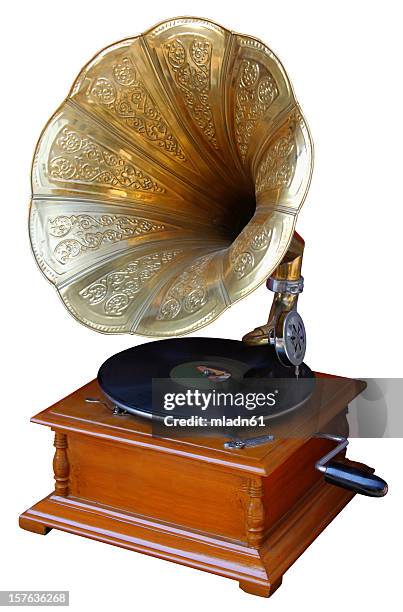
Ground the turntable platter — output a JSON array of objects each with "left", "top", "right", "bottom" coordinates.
[{"left": 97, "top": 338, "right": 314, "bottom": 421}]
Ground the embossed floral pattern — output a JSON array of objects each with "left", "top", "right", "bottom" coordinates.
[
  {"left": 234, "top": 60, "right": 278, "bottom": 161},
  {"left": 48, "top": 214, "right": 167, "bottom": 264},
  {"left": 49, "top": 127, "right": 165, "bottom": 194},
  {"left": 79, "top": 250, "right": 182, "bottom": 316},
  {"left": 164, "top": 37, "right": 218, "bottom": 149},
  {"left": 157, "top": 254, "right": 212, "bottom": 320},
  {"left": 230, "top": 222, "right": 273, "bottom": 279},
  {"left": 255, "top": 129, "right": 295, "bottom": 196},
  {"left": 85, "top": 56, "right": 186, "bottom": 161}
]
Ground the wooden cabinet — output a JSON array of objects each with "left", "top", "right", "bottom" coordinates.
[{"left": 20, "top": 375, "right": 364, "bottom": 597}]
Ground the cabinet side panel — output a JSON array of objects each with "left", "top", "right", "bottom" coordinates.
[
  {"left": 263, "top": 438, "right": 336, "bottom": 530},
  {"left": 68, "top": 434, "right": 246, "bottom": 541}
]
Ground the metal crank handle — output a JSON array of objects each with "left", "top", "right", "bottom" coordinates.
[
  {"left": 315, "top": 434, "right": 388, "bottom": 498},
  {"left": 322, "top": 461, "right": 388, "bottom": 497},
  {"left": 224, "top": 434, "right": 274, "bottom": 449}
]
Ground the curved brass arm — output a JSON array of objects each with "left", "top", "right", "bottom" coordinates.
[{"left": 242, "top": 232, "right": 304, "bottom": 346}]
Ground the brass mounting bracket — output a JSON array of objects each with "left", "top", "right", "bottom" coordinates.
[{"left": 242, "top": 232, "right": 305, "bottom": 356}]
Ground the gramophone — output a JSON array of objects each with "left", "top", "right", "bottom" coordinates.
[{"left": 20, "top": 17, "right": 387, "bottom": 597}]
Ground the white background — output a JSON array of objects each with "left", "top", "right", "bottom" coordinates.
[{"left": 2, "top": 1, "right": 402, "bottom": 610}]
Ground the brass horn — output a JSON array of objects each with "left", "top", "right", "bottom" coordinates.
[{"left": 29, "top": 17, "right": 313, "bottom": 338}]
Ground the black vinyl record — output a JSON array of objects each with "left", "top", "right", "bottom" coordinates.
[{"left": 97, "top": 338, "right": 315, "bottom": 422}]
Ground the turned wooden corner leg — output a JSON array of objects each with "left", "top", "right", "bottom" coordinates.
[
  {"left": 244, "top": 477, "right": 265, "bottom": 548},
  {"left": 19, "top": 430, "right": 70, "bottom": 535},
  {"left": 53, "top": 431, "right": 69, "bottom": 496},
  {"left": 239, "top": 478, "right": 283, "bottom": 597},
  {"left": 239, "top": 577, "right": 282, "bottom": 598}
]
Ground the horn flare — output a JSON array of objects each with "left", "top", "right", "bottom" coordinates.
[{"left": 29, "top": 17, "right": 313, "bottom": 336}]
